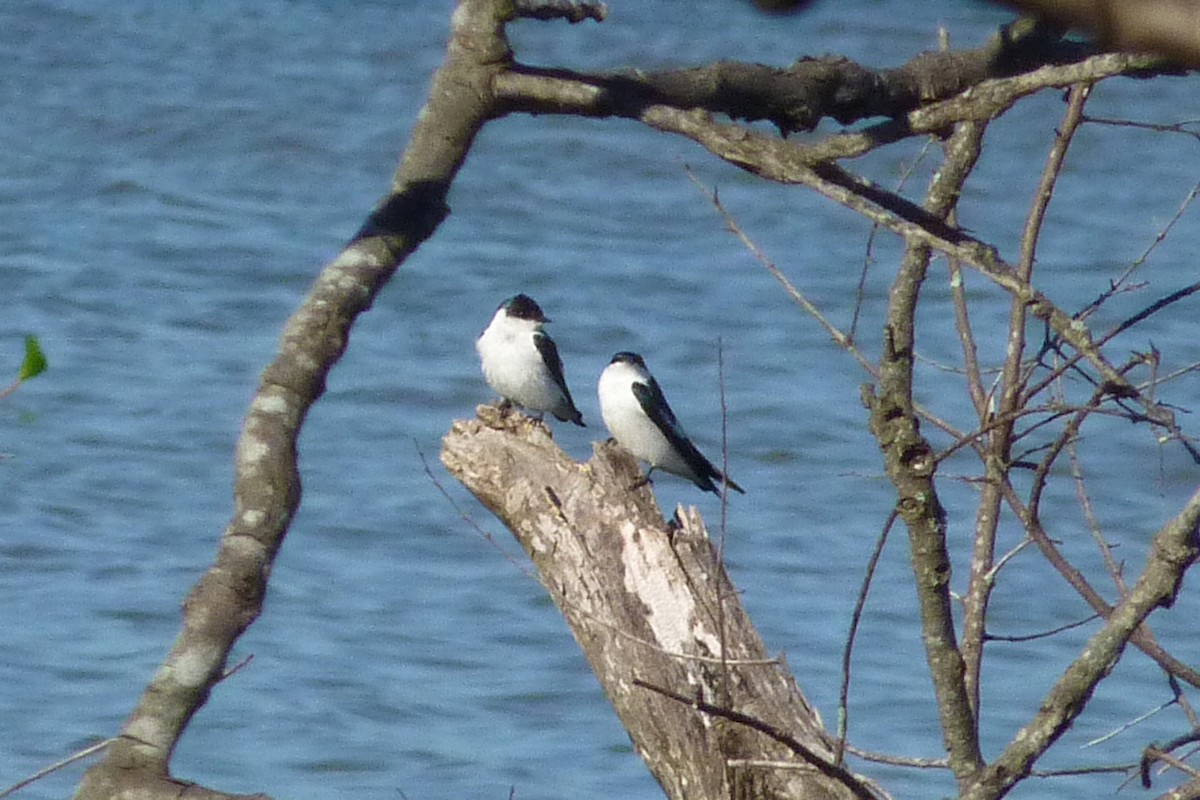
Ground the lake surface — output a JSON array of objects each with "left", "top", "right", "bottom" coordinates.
[{"left": 3, "top": 1, "right": 1200, "bottom": 799}]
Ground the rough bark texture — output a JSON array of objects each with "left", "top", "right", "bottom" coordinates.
[
  {"left": 442, "top": 406, "right": 879, "bottom": 800},
  {"left": 493, "top": 19, "right": 1133, "bottom": 136},
  {"left": 70, "top": 1, "right": 518, "bottom": 798},
  {"left": 862, "top": 123, "right": 987, "bottom": 789}
]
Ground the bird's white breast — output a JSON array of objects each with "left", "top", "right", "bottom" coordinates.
[
  {"left": 598, "top": 362, "right": 689, "bottom": 474},
  {"left": 476, "top": 311, "right": 563, "bottom": 412}
]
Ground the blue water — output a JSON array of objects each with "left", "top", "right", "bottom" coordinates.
[{"left": 4, "top": 2, "right": 1200, "bottom": 799}]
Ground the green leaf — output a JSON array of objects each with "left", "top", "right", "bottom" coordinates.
[{"left": 18, "top": 335, "right": 47, "bottom": 382}]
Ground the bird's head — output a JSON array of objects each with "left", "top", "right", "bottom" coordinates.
[{"left": 502, "top": 294, "right": 548, "bottom": 323}]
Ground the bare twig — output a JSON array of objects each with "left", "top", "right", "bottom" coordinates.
[
  {"left": 1086, "top": 695, "right": 1178, "bottom": 747},
  {"left": 219, "top": 654, "right": 255, "bottom": 682},
  {"left": 963, "top": 484, "right": 1200, "bottom": 800},
  {"left": 715, "top": 337, "right": 732, "bottom": 714},
  {"left": 843, "top": 745, "right": 948, "bottom": 769},
  {"left": 837, "top": 509, "right": 898, "bottom": 766},
  {"left": 683, "top": 166, "right": 866, "bottom": 365},
  {"left": 985, "top": 613, "right": 1099, "bottom": 643},
  {"left": 1082, "top": 115, "right": 1200, "bottom": 142},
  {"left": 1077, "top": 180, "right": 1200, "bottom": 317},
  {"left": 0, "top": 739, "right": 114, "bottom": 800},
  {"left": 851, "top": 140, "right": 934, "bottom": 343},
  {"left": 633, "top": 679, "right": 882, "bottom": 800},
  {"left": 417, "top": 433, "right": 534, "bottom": 578},
  {"left": 1066, "top": 431, "right": 1127, "bottom": 593}
]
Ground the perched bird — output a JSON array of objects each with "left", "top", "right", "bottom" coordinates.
[
  {"left": 476, "top": 294, "right": 585, "bottom": 426},
  {"left": 598, "top": 351, "right": 744, "bottom": 495}
]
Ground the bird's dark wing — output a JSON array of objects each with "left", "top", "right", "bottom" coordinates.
[
  {"left": 533, "top": 331, "right": 585, "bottom": 426},
  {"left": 631, "top": 379, "right": 744, "bottom": 494}
]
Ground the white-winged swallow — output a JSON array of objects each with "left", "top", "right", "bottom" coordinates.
[
  {"left": 476, "top": 294, "right": 585, "bottom": 426},
  {"left": 598, "top": 351, "right": 744, "bottom": 494}
]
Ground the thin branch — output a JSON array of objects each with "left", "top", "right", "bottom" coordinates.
[
  {"left": 987, "top": 536, "right": 1034, "bottom": 581},
  {"left": 1066, "top": 430, "right": 1127, "bottom": 594},
  {"left": 1098, "top": 280, "right": 1200, "bottom": 350},
  {"left": 1000, "top": 478, "right": 1200, "bottom": 690},
  {"left": 947, "top": 262, "right": 988, "bottom": 419},
  {"left": 1031, "top": 762, "right": 1138, "bottom": 777},
  {"left": 715, "top": 337, "right": 732, "bottom": 716},
  {"left": 1086, "top": 695, "right": 1178, "bottom": 747},
  {"left": 684, "top": 166, "right": 867, "bottom": 366},
  {"left": 985, "top": 613, "right": 1099, "bottom": 643},
  {"left": 0, "top": 740, "right": 114, "bottom": 800},
  {"left": 633, "top": 679, "right": 882, "bottom": 800},
  {"left": 844, "top": 745, "right": 948, "bottom": 769},
  {"left": 837, "top": 508, "right": 898, "bottom": 766},
  {"left": 219, "top": 654, "right": 255, "bottom": 682},
  {"left": 851, "top": 140, "right": 934, "bottom": 343},
  {"left": 417, "top": 433, "right": 535, "bottom": 578},
  {"left": 961, "top": 485, "right": 1200, "bottom": 800},
  {"left": 1173, "top": 674, "right": 1199, "bottom": 731},
  {"left": 1082, "top": 115, "right": 1200, "bottom": 142},
  {"left": 1079, "top": 180, "right": 1200, "bottom": 315},
  {"left": 945, "top": 110, "right": 1012, "bottom": 705}
]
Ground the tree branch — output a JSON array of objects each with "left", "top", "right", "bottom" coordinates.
[
  {"left": 962, "top": 488, "right": 1200, "bottom": 800},
  {"left": 633, "top": 680, "right": 882, "bottom": 800},
  {"left": 494, "top": 46, "right": 1162, "bottom": 152},
  {"left": 442, "top": 407, "right": 871, "bottom": 800},
  {"left": 960, "top": 80, "right": 1092, "bottom": 718},
  {"left": 72, "top": 1, "right": 518, "bottom": 798},
  {"left": 863, "top": 122, "right": 986, "bottom": 788},
  {"left": 513, "top": 0, "right": 607, "bottom": 23},
  {"left": 999, "top": 479, "right": 1200, "bottom": 689}
]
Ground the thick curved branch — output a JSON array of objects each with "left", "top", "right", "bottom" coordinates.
[
  {"left": 863, "top": 123, "right": 986, "bottom": 788},
  {"left": 72, "top": 1, "right": 518, "bottom": 798},
  {"left": 495, "top": 29, "right": 1160, "bottom": 143},
  {"left": 442, "top": 407, "right": 879, "bottom": 800},
  {"left": 628, "top": 50, "right": 1159, "bottom": 167}
]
